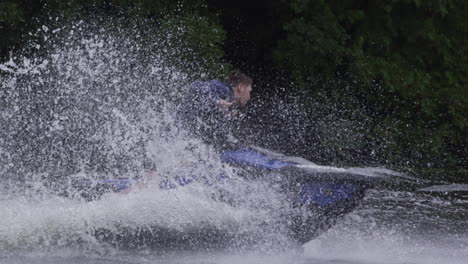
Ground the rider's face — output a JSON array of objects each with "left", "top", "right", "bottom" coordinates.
[{"left": 235, "top": 83, "right": 252, "bottom": 106}]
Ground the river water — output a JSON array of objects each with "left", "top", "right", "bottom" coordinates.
[
  {"left": 0, "top": 20, "right": 466, "bottom": 264},
  {"left": 1, "top": 187, "right": 466, "bottom": 264}
]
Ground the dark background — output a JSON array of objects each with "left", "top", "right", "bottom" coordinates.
[{"left": 0, "top": 0, "right": 466, "bottom": 174}]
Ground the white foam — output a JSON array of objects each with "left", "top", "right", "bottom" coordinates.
[{"left": 419, "top": 184, "right": 468, "bottom": 192}]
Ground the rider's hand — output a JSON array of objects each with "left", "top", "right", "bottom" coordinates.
[{"left": 217, "top": 99, "right": 233, "bottom": 108}]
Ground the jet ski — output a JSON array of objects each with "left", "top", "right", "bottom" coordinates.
[
  {"left": 218, "top": 146, "right": 423, "bottom": 243},
  {"left": 71, "top": 145, "right": 424, "bottom": 247}
]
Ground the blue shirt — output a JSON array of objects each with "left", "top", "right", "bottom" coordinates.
[
  {"left": 188, "top": 79, "right": 233, "bottom": 106},
  {"left": 179, "top": 79, "right": 236, "bottom": 146}
]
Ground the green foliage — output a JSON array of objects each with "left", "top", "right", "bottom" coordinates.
[
  {"left": 275, "top": 0, "right": 348, "bottom": 87},
  {"left": 273, "top": 0, "right": 467, "bottom": 167},
  {"left": 0, "top": 1, "right": 28, "bottom": 56},
  {"left": 158, "top": 14, "right": 227, "bottom": 76},
  {"left": 0, "top": 1, "right": 24, "bottom": 25},
  {"left": 0, "top": 0, "right": 226, "bottom": 73}
]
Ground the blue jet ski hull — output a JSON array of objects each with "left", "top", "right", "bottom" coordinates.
[{"left": 73, "top": 146, "right": 402, "bottom": 247}]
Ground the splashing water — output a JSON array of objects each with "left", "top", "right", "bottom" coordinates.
[
  {"left": 0, "top": 18, "right": 467, "bottom": 264},
  {"left": 0, "top": 19, "right": 294, "bottom": 254}
]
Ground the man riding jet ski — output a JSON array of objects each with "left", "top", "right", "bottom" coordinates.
[
  {"left": 177, "top": 70, "right": 253, "bottom": 148},
  {"left": 70, "top": 71, "right": 427, "bottom": 247}
]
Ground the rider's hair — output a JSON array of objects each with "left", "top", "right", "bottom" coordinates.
[{"left": 225, "top": 70, "right": 252, "bottom": 87}]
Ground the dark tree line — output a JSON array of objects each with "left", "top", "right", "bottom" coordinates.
[{"left": 0, "top": 0, "right": 466, "bottom": 170}]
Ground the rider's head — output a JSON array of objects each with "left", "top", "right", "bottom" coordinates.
[{"left": 225, "top": 70, "right": 252, "bottom": 106}]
